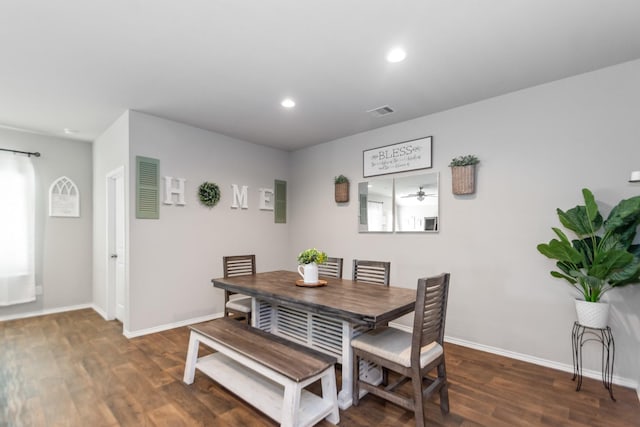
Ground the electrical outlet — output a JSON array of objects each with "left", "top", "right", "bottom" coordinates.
[{"left": 35, "top": 285, "right": 43, "bottom": 295}]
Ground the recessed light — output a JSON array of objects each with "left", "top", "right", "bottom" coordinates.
[
  {"left": 63, "top": 128, "right": 78, "bottom": 134},
  {"left": 281, "top": 98, "right": 296, "bottom": 108},
  {"left": 386, "top": 47, "right": 406, "bottom": 63}
]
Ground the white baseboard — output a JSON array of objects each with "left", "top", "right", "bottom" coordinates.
[
  {"left": 123, "top": 312, "right": 224, "bottom": 338},
  {"left": 388, "top": 321, "right": 639, "bottom": 393},
  {"left": 91, "top": 304, "right": 109, "bottom": 320},
  {"left": 0, "top": 304, "right": 93, "bottom": 322},
  {"left": 0, "top": 303, "right": 93, "bottom": 322}
]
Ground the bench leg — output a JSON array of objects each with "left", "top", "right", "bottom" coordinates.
[
  {"left": 183, "top": 331, "right": 200, "bottom": 384},
  {"left": 321, "top": 366, "right": 340, "bottom": 424},
  {"left": 282, "top": 382, "right": 302, "bottom": 427}
]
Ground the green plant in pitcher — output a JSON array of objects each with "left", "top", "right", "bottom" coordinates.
[{"left": 297, "top": 248, "right": 327, "bottom": 265}]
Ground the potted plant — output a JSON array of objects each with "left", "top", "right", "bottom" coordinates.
[
  {"left": 297, "top": 248, "right": 327, "bottom": 284},
  {"left": 449, "top": 155, "right": 479, "bottom": 195},
  {"left": 537, "top": 188, "right": 640, "bottom": 328},
  {"left": 334, "top": 175, "right": 349, "bottom": 203}
]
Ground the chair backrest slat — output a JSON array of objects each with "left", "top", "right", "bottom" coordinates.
[
  {"left": 318, "top": 257, "right": 343, "bottom": 279},
  {"left": 223, "top": 255, "right": 256, "bottom": 278},
  {"left": 352, "top": 259, "right": 391, "bottom": 286},
  {"left": 412, "top": 273, "right": 450, "bottom": 362}
]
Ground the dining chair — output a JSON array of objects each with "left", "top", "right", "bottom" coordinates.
[
  {"left": 318, "top": 257, "right": 343, "bottom": 279},
  {"left": 351, "top": 273, "right": 451, "bottom": 427},
  {"left": 223, "top": 254, "right": 256, "bottom": 324},
  {"left": 352, "top": 259, "right": 391, "bottom": 286}
]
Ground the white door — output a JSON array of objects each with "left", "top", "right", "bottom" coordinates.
[
  {"left": 107, "top": 167, "right": 126, "bottom": 323},
  {"left": 114, "top": 173, "right": 125, "bottom": 321}
]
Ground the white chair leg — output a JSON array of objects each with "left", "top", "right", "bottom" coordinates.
[
  {"left": 321, "top": 366, "right": 340, "bottom": 424},
  {"left": 182, "top": 331, "right": 200, "bottom": 384}
]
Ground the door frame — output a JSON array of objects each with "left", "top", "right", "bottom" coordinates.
[{"left": 106, "top": 166, "right": 127, "bottom": 329}]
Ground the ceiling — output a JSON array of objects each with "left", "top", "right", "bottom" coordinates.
[{"left": 2, "top": 1, "right": 640, "bottom": 151}]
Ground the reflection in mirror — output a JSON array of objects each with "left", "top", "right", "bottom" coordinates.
[
  {"left": 394, "top": 173, "right": 439, "bottom": 232},
  {"left": 358, "top": 179, "right": 393, "bottom": 232}
]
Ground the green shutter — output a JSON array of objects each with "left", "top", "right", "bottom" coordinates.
[
  {"left": 136, "top": 156, "right": 159, "bottom": 219},
  {"left": 274, "top": 179, "right": 286, "bottom": 224}
]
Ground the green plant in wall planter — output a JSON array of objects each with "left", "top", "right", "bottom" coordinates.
[
  {"left": 537, "top": 188, "right": 640, "bottom": 328},
  {"left": 334, "top": 175, "right": 349, "bottom": 203},
  {"left": 449, "top": 155, "right": 479, "bottom": 195},
  {"left": 449, "top": 155, "right": 479, "bottom": 167}
]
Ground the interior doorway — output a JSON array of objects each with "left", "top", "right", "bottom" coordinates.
[{"left": 106, "top": 166, "right": 126, "bottom": 326}]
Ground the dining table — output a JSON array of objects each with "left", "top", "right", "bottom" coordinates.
[{"left": 211, "top": 270, "right": 417, "bottom": 409}]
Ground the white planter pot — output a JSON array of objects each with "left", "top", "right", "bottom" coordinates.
[
  {"left": 297, "top": 262, "right": 319, "bottom": 284},
  {"left": 575, "top": 300, "right": 610, "bottom": 329}
]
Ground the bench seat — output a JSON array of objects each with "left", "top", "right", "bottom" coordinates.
[{"left": 183, "top": 318, "right": 340, "bottom": 427}]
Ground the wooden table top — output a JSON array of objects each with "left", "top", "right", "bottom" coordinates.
[{"left": 212, "top": 270, "right": 416, "bottom": 326}]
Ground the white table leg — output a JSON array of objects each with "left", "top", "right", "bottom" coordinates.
[
  {"left": 337, "top": 321, "right": 354, "bottom": 409},
  {"left": 253, "top": 299, "right": 356, "bottom": 410},
  {"left": 251, "top": 297, "right": 257, "bottom": 327},
  {"left": 182, "top": 331, "right": 200, "bottom": 384}
]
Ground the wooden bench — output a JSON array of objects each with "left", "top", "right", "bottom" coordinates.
[{"left": 183, "top": 318, "right": 340, "bottom": 427}]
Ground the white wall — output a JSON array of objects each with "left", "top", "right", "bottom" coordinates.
[
  {"left": 126, "top": 111, "right": 290, "bottom": 333},
  {"left": 92, "top": 112, "right": 130, "bottom": 320},
  {"left": 0, "top": 128, "right": 92, "bottom": 318},
  {"left": 289, "top": 59, "right": 640, "bottom": 384}
]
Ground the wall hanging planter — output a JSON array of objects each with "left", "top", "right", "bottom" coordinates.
[
  {"left": 451, "top": 165, "right": 476, "bottom": 195},
  {"left": 334, "top": 175, "right": 349, "bottom": 203},
  {"left": 449, "top": 155, "right": 479, "bottom": 195}
]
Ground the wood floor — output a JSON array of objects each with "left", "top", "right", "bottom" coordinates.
[{"left": 1, "top": 309, "right": 638, "bottom": 426}]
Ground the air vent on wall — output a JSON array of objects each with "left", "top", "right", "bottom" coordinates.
[{"left": 367, "top": 105, "right": 395, "bottom": 117}]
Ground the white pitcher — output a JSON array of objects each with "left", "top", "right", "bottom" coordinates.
[{"left": 297, "top": 262, "right": 319, "bottom": 284}]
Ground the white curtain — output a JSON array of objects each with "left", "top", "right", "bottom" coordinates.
[{"left": 0, "top": 152, "right": 36, "bottom": 306}]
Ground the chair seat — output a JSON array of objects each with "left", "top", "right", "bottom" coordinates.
[
  {"left": 225, "top": 295, "right": 252, "bottom": 313},
  {"left": 352, "top": 326, "right": 442, "bottom": 368}
]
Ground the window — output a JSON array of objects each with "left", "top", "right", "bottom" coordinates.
[{"left": 0, "top": 153, "right": 36, "bottom": 306}]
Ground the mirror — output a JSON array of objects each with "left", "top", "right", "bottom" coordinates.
[
  {"left": 394, "top": 173, "right": 439, "bottom": 232},
  {"left": 358, "top": 179, "right": 394, "bottom": 232}
]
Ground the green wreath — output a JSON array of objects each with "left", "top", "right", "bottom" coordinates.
[{"left": 198, "top": 182, "right": 221, "bottom": 207}]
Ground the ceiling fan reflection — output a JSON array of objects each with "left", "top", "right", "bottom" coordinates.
[{"left": 401, "top": 186, "right": 436, "bottom": 201}]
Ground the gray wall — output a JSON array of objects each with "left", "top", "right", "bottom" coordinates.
[
  {"left": 5, "top": 58, "right": 638, "bottom": 390},
  {"left": 0, "top": 127, "right": 92, "bottom": 319},
  {"left": 126, "top": 111, "right": 290, "bottom": 333},
  {"left": 289, "top": 59, "right": 640, "bottom": 384}
]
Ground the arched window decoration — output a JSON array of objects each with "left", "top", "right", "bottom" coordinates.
[{"left": 49, "top": 176, "right": 80, "bottom": 217}]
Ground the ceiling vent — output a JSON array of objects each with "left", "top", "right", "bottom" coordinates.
[{"left": 367, "top": 105, "right": 395, "bottom": 117}]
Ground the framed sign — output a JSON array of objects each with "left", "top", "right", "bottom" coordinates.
[{"left": 363, "top": 136, "right": 432, "bottom": 177}]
